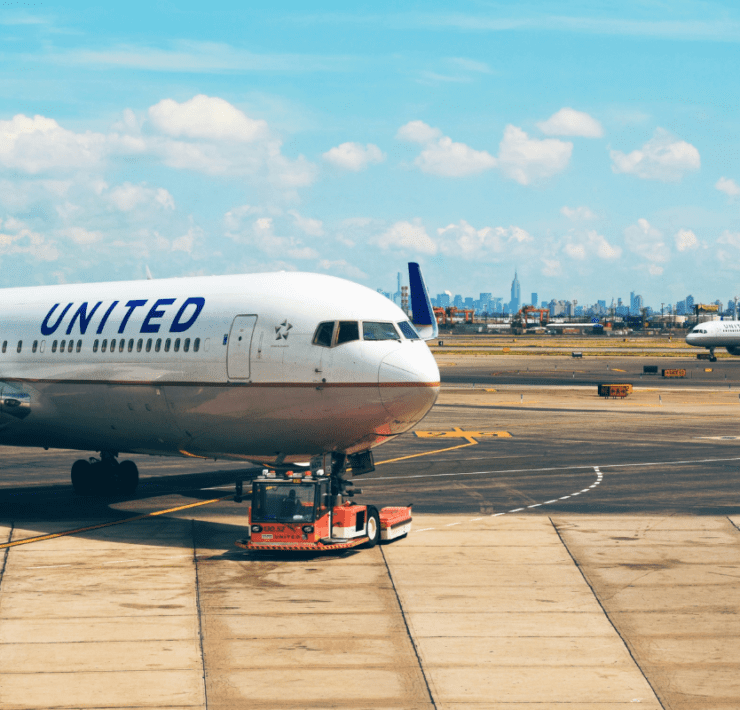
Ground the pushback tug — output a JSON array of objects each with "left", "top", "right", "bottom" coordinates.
[{"left": 235, "top": 466, "right": 412, "bottom": 552}]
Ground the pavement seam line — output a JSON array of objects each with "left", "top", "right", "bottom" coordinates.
[
  {"left": 0, "top": 522, "right": 14, "bottom": 589},
  {"left": 727, "top": 516, "right": 740, "bottom": 534},
  {"left": 192, "top": 519, "right": 209, "bottom": 710},
  {"left": 549, "top": 515, "right": 666, "bottom": 710},
  {"left": 379, "top": 544, "right": 437, "bottom": 709}
]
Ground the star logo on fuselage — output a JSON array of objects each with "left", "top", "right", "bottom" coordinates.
[{"left": 275, "top": 320, "right": 293, "bottom": 340}]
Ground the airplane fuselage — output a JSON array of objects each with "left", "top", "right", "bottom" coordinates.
[{"left": 0, "top": 272, "right": 440, "bottom": 464}]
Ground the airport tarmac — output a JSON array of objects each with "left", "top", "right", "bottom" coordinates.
[{"left": 2, "top": 356, "right": 740, "bottom": 709}]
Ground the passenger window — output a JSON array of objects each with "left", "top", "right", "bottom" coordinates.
[
  {"left": 313, "top": 321, "right": 335, "bottom": 348},
  {"left": 397, "top": 321, "right": 420, "bottom": 340},
  {"left": 60, "top": 339, "right": 66, "bottom": 352},
  {"left": 68, "top": 341, "right": 73, "bottom": 353},
  {"left": 104, "top": 339, "right": 110, "bottom": 353},
  {"left": 137, "top": 338, "right": 143, "bottom": 353},
  {"left": 174, "top": 338, "right": 181, "bottom": 352},
  {"left": 155, "top": 338, "right": 161, "bottom": 352},
  {"left": 128, "top": 339, "right": 134, "bottom": 353},
  {"left": 146, "top": 338, "right": 152, "bottom": 353},
  {"left": 335, "top": 321, "right": 360, "bottom": 345},
  {"left": 363, "top": 322, "right": 400, "bottom": 341},
  {"left": 165, "top": 338, "right": 171, "bottom": 352},
  {"left": 52, "top": 340, "right": 58, "bottom": 353},
  {"left": 1, "top": 341, "right": 6, "bottom": 353},
  {"left": 204, "top": 338, "right": 210, "bottom": 351},
  {"left": 193, "top": 338, "right": 200, "bottom": 352},
  {"left": 184, "top": 338, "right": 190, "bottom": 352},
  {"left": 76, "top": 340, "right": 82, "bottom": 353},
  {"left": 119, "top": 339, "right": 125, "bottom": 353},
  {"left": 17, "top": 340, "right": 22, "bottom": 353},
  {"left": 93, "top": 339, "right": 99, "bottom": 353},
  {"left": 40, "top": 340, "right": 45, "bottom": 353},
  {"left": 32, "top": 340, "right": 38, "bottom": 353}
]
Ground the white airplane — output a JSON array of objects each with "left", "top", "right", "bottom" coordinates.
[
  {"left": 685, "top": 320, "right": 740, "bottom": 361},
  {"left": 0, "top": 263, "right": 440, "bottom": 495}
]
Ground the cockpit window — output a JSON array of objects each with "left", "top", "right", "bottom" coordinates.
[
  {"left": 313, "top": 321, "right": 335, "bottom": 348},
  {"left": 336, "top": 321, "right": 360, "bottom": 345},
  {"left": 397, "top": 321, "right": 420, "bottom": 340},
  {"left": 363, "top": 321, "right": 400, "bottom": 341}
]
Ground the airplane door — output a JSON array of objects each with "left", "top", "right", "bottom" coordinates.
[{"left": 227, "top": 315, "right": 257, "bottom": 379}]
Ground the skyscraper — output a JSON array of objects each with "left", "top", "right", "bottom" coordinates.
[
  {"left": 510, "top": 270, "right": 521, "bottom": 314},
  {"left": 531, "top": 292, "right": 538, "bottom": 308}
]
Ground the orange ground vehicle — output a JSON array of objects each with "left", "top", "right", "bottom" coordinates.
[{"left": 235, "top": 469, "right": 412, "bottom": 552}]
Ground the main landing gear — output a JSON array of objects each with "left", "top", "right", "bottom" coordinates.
[
  {"left": 71, "top": 453, "right": 139, "bottom": 496},
  {"left": 709, "top": 348, "right": 717, "bottom": 362}
]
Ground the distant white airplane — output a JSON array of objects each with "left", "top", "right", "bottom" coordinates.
[
  {"left": 685, "top": 320, "right": 740, "bottom": 361},
  {"left": 0, "top": 263, "right": 439, "bottom": 495}
]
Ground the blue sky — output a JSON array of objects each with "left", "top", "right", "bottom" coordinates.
[{"left": 1, "top": 1, "right": 739, "bottom": 307}]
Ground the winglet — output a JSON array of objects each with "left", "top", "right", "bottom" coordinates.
[{"left": 408, "top": 262, "right": 438, "bottom": 341}]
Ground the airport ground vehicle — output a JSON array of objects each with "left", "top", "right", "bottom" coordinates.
[{"left": 236, "top": 469, "right": 412, "bottom": 552}]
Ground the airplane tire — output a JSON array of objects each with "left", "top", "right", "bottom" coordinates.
[
  {"left": 710, "top": 356, "right": 717, "bottom": 362},
  {"left": 117, "top": 460, "right": 139, "bottom": 495},
  {"left": 71, "top": 459, "right": 94, "bottom": 496},
  {"left": 361, "top": 506, "right": 381, "bottom": 549}
]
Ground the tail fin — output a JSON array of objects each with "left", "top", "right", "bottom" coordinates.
[{"left": 408, "top": 262, "right": 438, "bottom": 341}]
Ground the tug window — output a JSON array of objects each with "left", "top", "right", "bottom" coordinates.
[
  {"left": 164, "top": 338, "right": 171, "bottom": 352},
  {"left": 32, "top": 340, "right": 38, "bottom": 353},
  {"left": 146, "top": 338, "right": 152, "bottom": 353},
  {"left": 363, "top": 322, "right": 400, "bottom": 341},
  {"left": 183, "top": 338, "right": 190, "bottom": 352},
  {"left": 155, "top": 338, "right": 162, "bottom": 353},
  {"left": 93, "top": 340, "right": 99, "bottom": 353},
  {"left": 335, "top": 321, "right": 360, "bottom": 345},
  {"left": 174, "top": 338, "right": 181, "bottom": 352},
  {"left": 52, "top": 340, "right": 58, "bottom": 353},
  {"left": 193, "top": 338, "right": 200, "bottom": 352},
  {"left": 313, "top": 321, "right": 335, "bottom": 348}
]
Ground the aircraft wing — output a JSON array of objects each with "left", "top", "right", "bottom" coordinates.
[{"left": 408, "top": 262, "right": 438, "bottom": 341}]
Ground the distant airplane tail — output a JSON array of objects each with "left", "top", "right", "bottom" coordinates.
[{"left": 408, "top": 262, "right": 438, "bottom": 341}]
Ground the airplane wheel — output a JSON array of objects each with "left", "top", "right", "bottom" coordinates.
[
  {"left": 710, "top": 356, "right": 717, "bottom": 362},
  {"left": 71, "top": 459, "right": 94, "bottom": 496},
  {"left": 117, "top": 460, "right": 139, "bottom": 495},
  {"left": 362, "top": 506, "right": 381, "bottom": 549}
]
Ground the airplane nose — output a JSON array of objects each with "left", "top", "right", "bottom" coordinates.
[{"left": 377, "top": 345, "right": 440, "bottom": 434}]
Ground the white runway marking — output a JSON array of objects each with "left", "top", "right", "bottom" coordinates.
[{"left": 412, "top": 465, "right": 604, "bottom": 536}]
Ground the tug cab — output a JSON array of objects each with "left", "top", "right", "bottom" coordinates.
[{"left": 236, "top": 469, "right": 412, "bottom": 552}]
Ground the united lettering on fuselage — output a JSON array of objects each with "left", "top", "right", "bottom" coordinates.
[{"left": 40, "top": 297, "right": 205, "bottom": 337}]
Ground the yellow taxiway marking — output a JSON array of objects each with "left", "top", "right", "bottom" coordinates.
[
  {"left": 415, "top": 426, "right": 512, "bottom": 443},
  {"left": 375, "top": 440, "right": 478, "bottom": 465},
  {"left": 0, "top": 495, "right": 232, "bottom": 550}
]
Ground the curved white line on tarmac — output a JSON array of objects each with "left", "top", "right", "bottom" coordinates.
[{"left": 412, "top": 466, "right": 604, "bottom": 534}]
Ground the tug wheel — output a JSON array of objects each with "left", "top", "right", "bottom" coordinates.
[{"left": 362, "top": 506, "right": 381, "bottom": 548}]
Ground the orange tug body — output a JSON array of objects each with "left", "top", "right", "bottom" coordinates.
[{"left": 236, "top": 471, "right": 412, "bottom": 552}]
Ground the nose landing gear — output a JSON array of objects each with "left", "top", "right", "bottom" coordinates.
[{"left": 71, "top": 453, "right": 139, "bottom": 496}]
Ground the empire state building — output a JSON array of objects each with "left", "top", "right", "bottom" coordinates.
[{"left": 510, "top": 270, "right": 521, "bottom": 314}]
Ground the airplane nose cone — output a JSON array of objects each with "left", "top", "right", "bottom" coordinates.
[{"left": 378, "top": 345, "right": 440, "bottom": 434}]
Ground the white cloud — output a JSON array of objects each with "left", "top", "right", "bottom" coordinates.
[
  {"left": 0, "top": 114, "right": 108, "bottom": 173},
  {"left": 396, "top": 120, "right": 442, "bottom": 144},
  {"left": 148, "top": 95, "right": 267, "bottom": 142},
  {"left": 624, "top": 218, "right": 669, "bottom": 263},
  {"left": 224, "top": 205, "right": 319, "bottom": 259},
  {"left": 107, "top": 182, "right": 175, "bottom": 212},
  {"left": 674, "top": 228, "right": 699, "bottom": 252},
  {"left": 537, "top": 108, "right": 603, "bottom": 138},
  {"left": 61, "top": 227, "right": 103, "bottom": 245},
  {"left": 716, "top": 230, "right": 740, "bottom": 267},
  {"left": 498, "top": 125, "right": 572, "bottom": 185},
  {"left": 322, "top": 142, "right": 385, "bottom": 171},
  {"left": 288, "top": 210, "right": 324, "bottom": 237},
  {"left": 716, "top": 176, "right": 740, "bottom": 197},
  {"left": 373, "top": 219, "right": 438, "bottom": 255},
  {"left": 561, "top": 205, "right": 595, "bottom": 221},
  {"left": 318, "top": 259, "right": 368, "bottom": 281},
  {"left": 436, "top": 220, "right": 533, "bottom": 259},
  {"left": 0, "top": 222, "right": 59, "bottom": 261},
  {"left": 541, "top": 258, "right": 561, "bottom": 277},
  {"left": 610, "top": 128, "right": 700, "bottom": 181},
  {"left": 563, "top": 230, "right": 621, "bottom": 261},
  {"left": 648, "top": 265, "right": 664, "bottom": 276}
]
